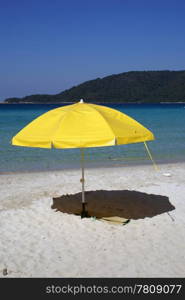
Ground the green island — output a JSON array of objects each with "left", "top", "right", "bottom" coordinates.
[{"left": 4, "top": 70, "right": 185, "bottom": 104}]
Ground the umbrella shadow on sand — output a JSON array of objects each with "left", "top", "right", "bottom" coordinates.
[{"left": 51, "top": 190, "right": 175, "bottom": 220}]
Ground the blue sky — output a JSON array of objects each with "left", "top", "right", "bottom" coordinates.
[{"left": 0, "top": 0, "right": 185, "bottom": 101}]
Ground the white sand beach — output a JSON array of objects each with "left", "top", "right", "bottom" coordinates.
[{"left": 0, "top": 162, "right": 185, "bottom": 278}]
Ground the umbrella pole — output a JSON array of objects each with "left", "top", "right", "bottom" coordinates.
[{"left": 80, "top": 148, "right": 88, "bottom": 218}]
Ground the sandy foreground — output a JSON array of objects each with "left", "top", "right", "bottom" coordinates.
[{"left": 0, "top": 162, "right": 185, "bottom": 278}]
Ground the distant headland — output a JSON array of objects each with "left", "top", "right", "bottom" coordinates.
[{"left": 3, "top": 70, "right": 185, "bottom": 104}]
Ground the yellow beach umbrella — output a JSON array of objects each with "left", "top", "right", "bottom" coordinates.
[{"left": 12, "top": 99, "right": 155, "bottom": 217}]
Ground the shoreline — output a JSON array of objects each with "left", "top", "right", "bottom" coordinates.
[{"left": 1, "top": 159, "right": 185, "bottom": 175}]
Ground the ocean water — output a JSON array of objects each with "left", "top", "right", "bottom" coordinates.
[{"left": 0, "top": 103, "right": 185, "bottom": 173}]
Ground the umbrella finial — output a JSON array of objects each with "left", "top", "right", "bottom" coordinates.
[{"left": 79, "top": 99, "right": 84, "bottom": 103}]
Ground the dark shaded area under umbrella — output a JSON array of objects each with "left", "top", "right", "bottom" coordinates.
[{"left": 51, "top": 190, "right": 175, "bottom": 220}]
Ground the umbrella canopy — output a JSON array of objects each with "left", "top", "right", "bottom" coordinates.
[
  {"left": 12, "top": 100, "right": 154, "bottom": 148},
  {"left": 12, "top": 99, "right": 155, "bottom": 218}
]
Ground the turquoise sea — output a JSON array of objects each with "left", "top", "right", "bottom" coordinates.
[{"left": 0, "top": 103, "right": 185, "bottom": 173}]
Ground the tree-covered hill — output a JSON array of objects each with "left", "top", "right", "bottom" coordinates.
[{"left": 4, "top": 70, "right": 185, "bottom": 103}]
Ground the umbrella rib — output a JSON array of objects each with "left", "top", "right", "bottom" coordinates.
[
  {"left": 51, "top": 105, "right": 78, "bottom": 146},
  {"left": 87, "top": 104, "right": 116, "bottom": 144}
]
